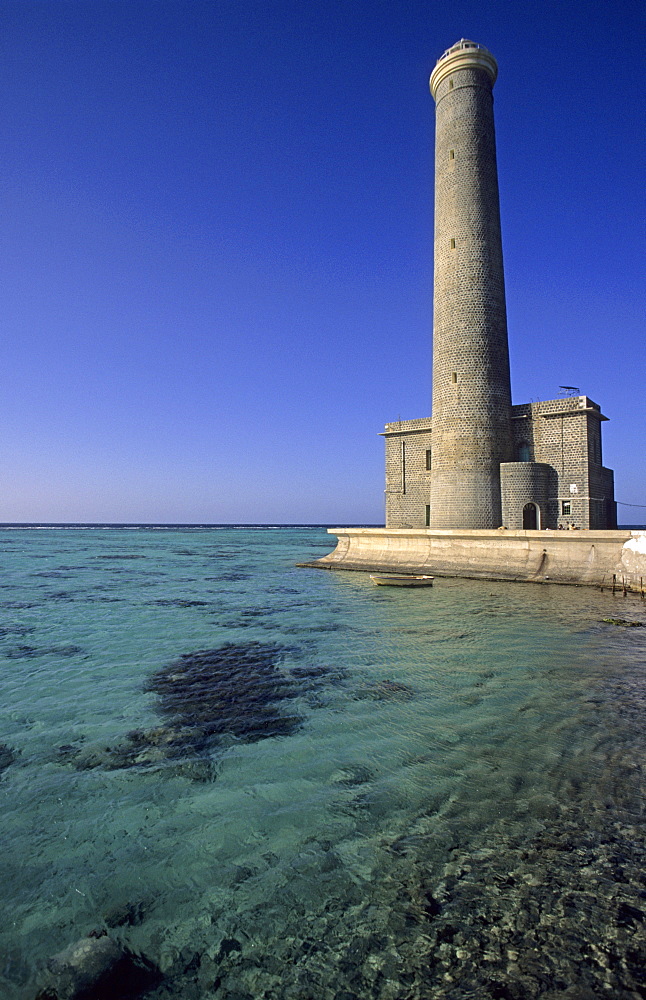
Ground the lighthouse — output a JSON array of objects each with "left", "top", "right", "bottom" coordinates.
[
  {"left": 381, "top": 41, "right": 615, "bottom": 533},
  {"left": 428, "top": 39, "right": 513, "bottom": 528}
]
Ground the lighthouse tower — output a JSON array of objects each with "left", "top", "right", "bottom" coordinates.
[
  {"left": 381, "top": 41, "right": 616, "bottom": 532},
  {"left": 428, "top": 40, "right": 513, "bottom": 528}
]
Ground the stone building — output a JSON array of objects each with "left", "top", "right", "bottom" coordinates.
[{"left": 384, "top": 40, "right": 616, "bottom": 531}]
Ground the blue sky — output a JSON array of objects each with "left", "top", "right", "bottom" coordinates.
[{"left": 0, "top": 0, "right": 643, "bottom": 524}]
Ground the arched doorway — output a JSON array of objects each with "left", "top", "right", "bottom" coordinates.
[{"left": 522, "top": 502, "right": 540, "bottom": 529}]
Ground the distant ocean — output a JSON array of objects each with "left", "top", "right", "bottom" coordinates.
[{"left": 0, "top": 525, "right": 643, "bottom": 999}]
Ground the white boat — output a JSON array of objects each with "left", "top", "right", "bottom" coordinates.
[{"left": 369, "top": 573, "right": 434, "bottom": 587}]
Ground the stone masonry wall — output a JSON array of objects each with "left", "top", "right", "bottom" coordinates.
[
  {"left": 500, "top": 462, "right": 553, "bottom": 529},
  {"left": 383, "top": 397, "right": 616, "bottom": 530},
  {"left": 383, "top": 419, "right": 432, "bottom": 527},
  {"left": 430, "top": 61, "right": 513, "bottom": 528},
  {"left": 508, "top": 397, "right": 615, "bottom": 528}
]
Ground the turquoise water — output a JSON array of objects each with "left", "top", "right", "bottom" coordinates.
[{"left": 0, "top": 526, "right": 643, "bottom": 999}]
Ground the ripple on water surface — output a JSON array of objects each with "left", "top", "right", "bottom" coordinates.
[{"left": 0, "top": 527, "right": 644, "bottom": 999}]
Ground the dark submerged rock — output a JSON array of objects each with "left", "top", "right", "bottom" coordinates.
[
  {"left": 216, "top": 937, "right": 242, "bottom": 962},
  {"left": 151, "top": 599, "right": 211, "bottom": 608},
  {"left": 95, "top": 554, "right": 147, "bottom": 560},
  {"left": 0, "top": 624, "right": 35, "bottom": 637},
  {"left": 60, "top": 642, "right": 346, "bottom": 778},
  {"left": 34, "top": 931, "right": 161, "bottom": 1000},
  {"left": 330, "top": 764, "right": 374, "bottom": 787},
  {"left": 0, "top": 742, "right": 18, "bottom": 775},
  {"left": 356, "top": 678, "right": 416, "bottom": 702},
  {"left": 103, "top": 900, "right": 147, "bottom": 929},
  {"left": 145, "top": 642, "right": 302, "bottom": 747},
  {"left": 7, "top": 644, "right": 85, "bottom": 659},
  {"left": 56, "top": 641, "right": 350, "bottom": 783}
]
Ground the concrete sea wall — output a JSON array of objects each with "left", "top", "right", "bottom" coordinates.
[{"left": 302, "top": 528, "right": 646, "bottom": 593}]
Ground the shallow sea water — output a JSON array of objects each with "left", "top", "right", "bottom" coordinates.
[{"left": 0, "top": 526, "right": 644, "bottom": 999}]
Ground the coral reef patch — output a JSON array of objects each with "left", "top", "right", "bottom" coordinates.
[
  {"left": 58, "top": 642, "right": 344, "bottom": 779},
  {"left": 144, "top": 641, "right": 302, "bottom": 747}
]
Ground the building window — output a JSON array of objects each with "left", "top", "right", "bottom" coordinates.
[
  {"left": 451, "top": 372, "right": 458, "bottom": 384},
  {"left": 449, "top": 149, "right": 455, "bottom": 160},
  {"left": 401, "top": 441, "right": 406, "bottom": 494},
  {"left": 425, "top": 504, "right": 431, "bottom": 527},
  {"left": 425, "top": 449, "right": 432, "bottom": 470},
  {"left": 449, "top": 79, "right": 454, "bottom": 90},
  {"left": 561, "top": 500, "right": 571, "bottom": 516},
  {"left": 518, "top": 441, "right": 530, "bottom": 462},
  {"left": 450, "top": 238, "right": 456, "bottom": 249}
]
